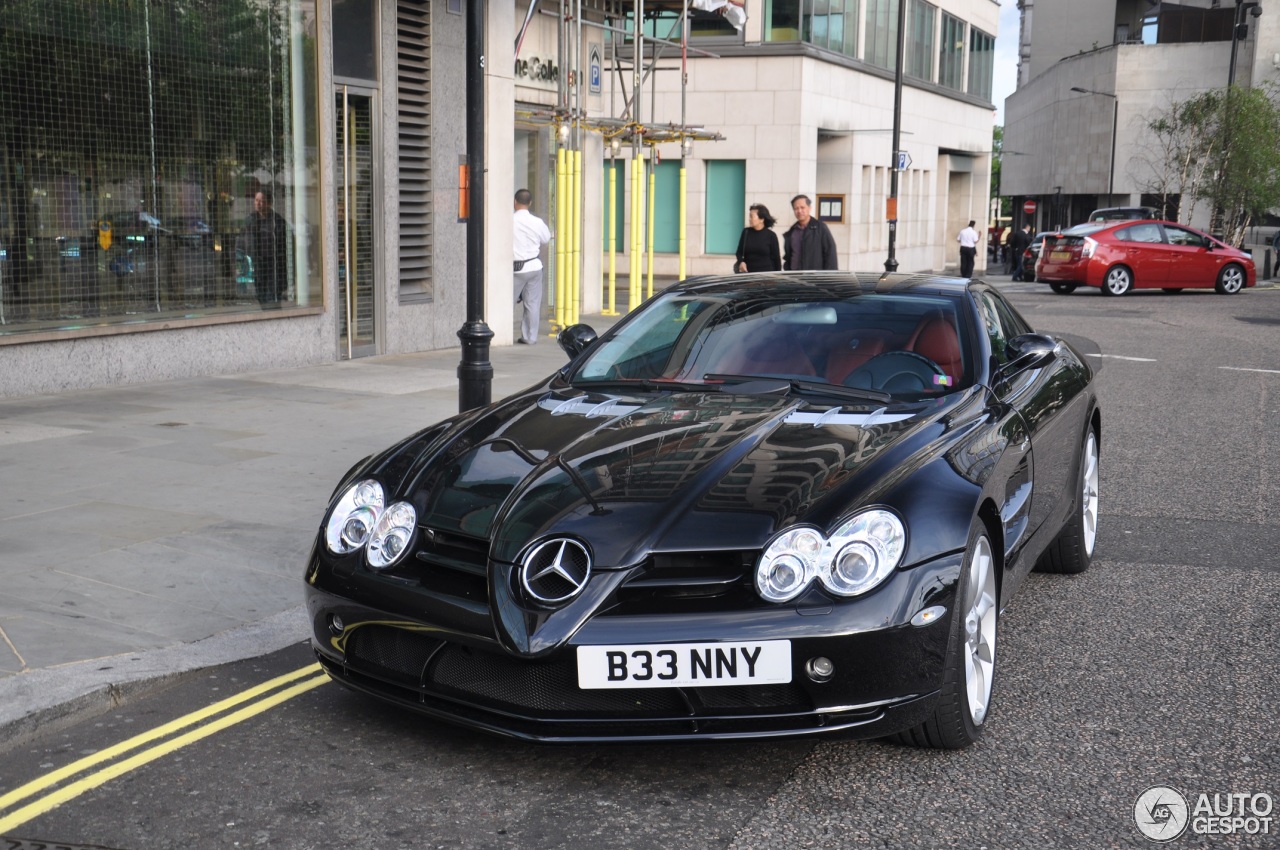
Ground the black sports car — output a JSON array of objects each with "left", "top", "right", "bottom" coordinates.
[{"left": 306, "top": 273, "right": 1101, "bottom": 748}]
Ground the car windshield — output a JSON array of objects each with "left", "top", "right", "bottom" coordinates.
[{"left": 570, "top": 286, "right": 972, "bottom": 400}]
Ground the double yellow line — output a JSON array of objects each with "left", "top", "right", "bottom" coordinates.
[{"left": 0, "top": 663, "right": 329, "bottom": 834}]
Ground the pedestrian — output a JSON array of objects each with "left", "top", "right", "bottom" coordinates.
[
  {"left": 735, "top": 203, "right": 782, "bottom": 273},
  {"left": 1000, "top": 226, "right": 1012, "bottom": 272},
  {"left": 1009, "top": 224, "right": 1033, "bottom": 281},
  {"left": 783, "top": 194, "right": 839, "bottom": 271},
  {"left": 513, "top": 188, "right": 552, "bottom": 345},
  {"left": 243, "top": 188, "right": 289, "bottom": 307},
  {"left": 956, "top": 219, "right": 980, "bottom": 278}
]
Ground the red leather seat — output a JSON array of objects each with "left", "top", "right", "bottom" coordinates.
[{"left": 907, "top": 316, "right": 962, "bottom": 379}]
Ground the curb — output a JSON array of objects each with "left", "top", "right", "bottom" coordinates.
[{"left": 0, "top": 605, "right": 309, "bottom": 750}]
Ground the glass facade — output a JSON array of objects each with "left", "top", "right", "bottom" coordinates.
[
  {"left": 938, "top": 12, "right": 965, "bottom": 91},
  {"left": 766, "top": 1, "right": 858, "bottom": 57},
  {"left": 864, "top": 0, "right": 900, "bottom": 70},
  {"left": 906, "top": 0, "right": 936, "bottom": 82},
  {"left": 967, "top": 28, "right": 994, "bottom": 102},
  {"left": 0, "top": 0, "right": 320, "bottom": 337}
]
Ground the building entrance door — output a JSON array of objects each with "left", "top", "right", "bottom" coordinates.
[{"left": 337, "top": 87, "right": 378, "bottom": 358}]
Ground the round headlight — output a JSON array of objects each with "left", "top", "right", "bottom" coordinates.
[
  {"left": 367, "top": 501, "right": 417, "bottom": 569},
  {"left": 325, "top": 479, "right": 385, "bottom": 554},
  {"left": 828, "top": 542, "right": 877, "bottom": 594},
  {"left": 821, "top": 509, "right": 906, "bottom": 597},
  {"left": 758, "top": 554, "right": 808, "bottom": 601}
]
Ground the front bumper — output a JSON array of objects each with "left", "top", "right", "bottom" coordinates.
[{"left": 305, "top": 552, "right": 963, "bottom": 743}]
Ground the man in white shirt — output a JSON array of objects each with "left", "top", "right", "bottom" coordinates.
[
  {"left": 513, "top": 189, "right": 552, "bottom": 344},
  {"left": 956, "top": 220, "right": 980, "bottom": 278}
]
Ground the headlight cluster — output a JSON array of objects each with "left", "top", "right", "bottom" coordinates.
[
  {"left": 755, "top": 509, "right": 906, "bottom": 603},
  {"left": 324, "top": 479, "right": 417, "bottom": 569}
]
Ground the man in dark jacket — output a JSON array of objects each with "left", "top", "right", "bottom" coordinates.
[
  {"left": 1009, "top": 224, "right": 1033, "bottom": 279},
  {"left": 783, "top": 194, "right": 839, "bottom": 271},
  {"left": 244, "top": 189, "right": 290, "bottom": 306}
]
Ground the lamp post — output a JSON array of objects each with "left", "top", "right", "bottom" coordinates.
[
  {"left": 1071, "top": 86, "right": 1117, "bottom": 203},
  {"left": 1228, "top": 0, "right": 1262, "bottom": 88},
  {"left": 884, "top": 0, "right": 907, "bottom": 272}
]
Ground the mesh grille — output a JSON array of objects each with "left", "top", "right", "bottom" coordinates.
[
  {"left": 692, "top": 683, "right": 810, "bottom": 712},
  {"left": 396, "top": 0, "right": 432, "bottom": 297},
  {"left": 345, "top": 625, "right": 441, "bottom": 686},
  {"left": 429, "top": 644, "right": 687, "bottom": 715}
]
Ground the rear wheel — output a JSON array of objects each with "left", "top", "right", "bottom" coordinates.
[
  {"left": 1049, "top": 281, "right": 1076, "bottom": 295},
  {"left": 893, "top": 521, "right": 998, "bottom": 749},
  {"left": 1216, "top": 263, "right": 1245, "bottom": 294},
  {"left": 1102, "top": 266, "right": 1133, "bottom": 296},
  {"left": 1036, "top": 427, "right": 1099, "bottom": 575}
]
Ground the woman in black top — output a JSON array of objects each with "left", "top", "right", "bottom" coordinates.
[{"left": 735, "top": 204, "right": 782, "bottom": 273}]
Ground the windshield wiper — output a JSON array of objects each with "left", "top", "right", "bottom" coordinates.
[
  {"left": 570, "top": 378, "right": 720, "bottom": 393},
  {"left": 703, "top": 374, "right": 892, "bottom": 404}
]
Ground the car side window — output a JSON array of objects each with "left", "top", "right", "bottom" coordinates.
[
  {"left": 974, "top": 292, "right": 1010, "bottom": 364},
  {"left": 1163, "top": 225, "right": 1207, "bottom": 248},
  {"left": 1116, "top": 223, "right": 1162, "bottom": 243}
]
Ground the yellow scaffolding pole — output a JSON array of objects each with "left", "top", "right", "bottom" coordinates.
[
  {"left": 646, "top": 153, "right": 656, "bottom": 300},
  {"left": 554, "top": 144, "right": 568, "bottom": 332},
  {"left": 629, "top": 152, "right": 642, "bottom": 312},
  {"left": 571, "top": 146, "right": 583, "bottom": 325},
  {"left": 679, "top": 162, "right": 687, "bottom": 280},
  {"left": 604, "top": 156, "right": 619, "bottom": 315}
]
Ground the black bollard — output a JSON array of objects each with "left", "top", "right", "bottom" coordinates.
[{"left": 1265, "top": 248, "right": 1272, "bottom": 281}]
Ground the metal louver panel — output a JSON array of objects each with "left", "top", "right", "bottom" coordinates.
[{"left": 398, "top": 0, "right": 432, "bottom": 295}]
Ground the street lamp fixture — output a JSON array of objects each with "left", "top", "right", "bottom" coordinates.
[
  {"left": 1228, "top": 0, "right": 1262, "bottom": 88},
  {"left": 1071, "top": 86, "right": 1118, "bottom": 202}
]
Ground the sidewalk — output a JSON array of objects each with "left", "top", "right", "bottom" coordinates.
[{"left": 0, "top": 312, "right": 622, "bottom": 742}]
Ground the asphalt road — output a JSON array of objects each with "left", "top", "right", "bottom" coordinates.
[{"left": 1, "top": 281, "right": 1277, "bottom": 850}]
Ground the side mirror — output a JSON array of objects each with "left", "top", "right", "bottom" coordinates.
[
  {"left": 995, "top": 333, "right": 1057, "bottom": 382},
  {"left": 557, "top": 323, "right": 598, "bottom": 358}
]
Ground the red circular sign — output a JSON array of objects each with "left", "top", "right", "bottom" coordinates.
[{"left": 1023, "top": 200, "right": 1038, "bottom": 215}]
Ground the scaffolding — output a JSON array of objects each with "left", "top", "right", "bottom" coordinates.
[{"left": 515, "top": 0, "right": 732, "bottom": 331}]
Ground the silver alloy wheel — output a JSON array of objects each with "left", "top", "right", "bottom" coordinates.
[
  {"left": 963, "top": 534, "right": 998, "bottom": 726},
  {"left": 1218, "top": 265, "right": 1244, "bottom": 294},
  {"left": 1081, "top": 430, "right": 1099, "bottom": 555},
  {"left": 1105, "top": 267, "right": 1132, "bottom": 295}
]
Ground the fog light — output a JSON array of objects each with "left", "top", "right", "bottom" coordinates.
[
  {"left": 806, "top": 656, "right": 835, "bottom": 683},
  {"left": 328, "top": 614, "right": 344, "bottom": 635}
]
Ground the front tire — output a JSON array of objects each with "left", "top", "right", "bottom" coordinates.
[
  {"left": 1036, "top": 427, "right": 1099, "bottom": 574},
  {"left": 1216, "top": 263, "right": 1245, "bottom": 294},
  {"left": 1049, "top": 281, "right": 1076, "bottom": 294},
  {"left": 893, "top": 522, "right": 998, "bottom": 749},
  {"left": 1102, "top": 266, "right": 1133, "bottom": 296}
]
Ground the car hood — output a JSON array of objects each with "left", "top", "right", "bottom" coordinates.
[{"left": 384, "top": 386, "right": 959, "bottom": 568}]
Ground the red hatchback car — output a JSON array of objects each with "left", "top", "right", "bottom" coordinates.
[{"left": 1035, "top": 220, "right": 1255, "bottom": 296}]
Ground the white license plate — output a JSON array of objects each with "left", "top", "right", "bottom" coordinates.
[{"left": 577, "top": 641, "right": 792, "bottom": 689}]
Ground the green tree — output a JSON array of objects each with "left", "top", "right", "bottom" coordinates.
[{"left": 1132, "top": 85, "right": 1280, "bottom": 244}]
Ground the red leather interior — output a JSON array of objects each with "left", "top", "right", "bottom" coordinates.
[
  {"left": 908, "top": 316, "right": 962, "bottom": 378},
  {"left": 824, "top": 330, "right": 891, "bottom": 384}
]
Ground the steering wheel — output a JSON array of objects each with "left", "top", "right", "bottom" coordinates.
[{"left": 843, "top": 350, "right": 946, "bottom": 393}]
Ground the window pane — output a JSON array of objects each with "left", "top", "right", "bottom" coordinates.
[
  {"left": 938, "top": 13, "right": 964, "bottom": 90},
  {"left": 968, "top": 28, "right": 994, "bottom": 100},
  {"left": 0, "top": 0, "right": 321, "bottom": 337},
  {"left": 705, "top": 161, "right": 746, "bottom": 254},
  {"left": 766, "top": 0, "right": 803, "bottom": 42},
  {"left": 906, "top": 0, "right": 935, "bottom": 81}
]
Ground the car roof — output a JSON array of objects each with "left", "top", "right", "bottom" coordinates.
[{"left": 672, "top": 271, "right": 976, "bottom": 299}]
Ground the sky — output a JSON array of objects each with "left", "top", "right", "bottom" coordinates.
[{"left": 992, "top": 0, "right": 1021, "bottom": 125}]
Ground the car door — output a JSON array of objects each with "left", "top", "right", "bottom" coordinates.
[
  {"left": 1159, "top": 224, "right": 1217, "bottom": 287},
  {"left": 1112, "top": 222, "right": 1169, "bottom": 285}
]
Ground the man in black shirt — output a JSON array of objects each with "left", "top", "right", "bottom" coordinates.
[{"left": 1009, "top": 224, "right": 1033, "bottom": 280}]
